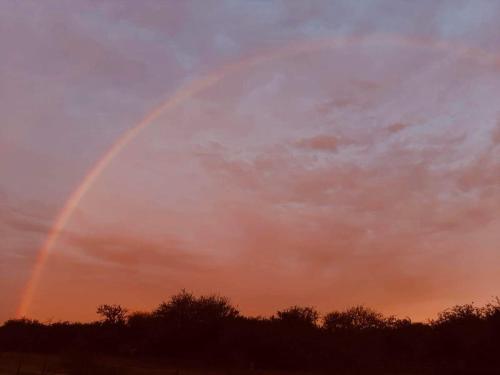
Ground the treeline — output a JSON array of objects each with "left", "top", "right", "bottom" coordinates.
[{"left": 1, "top": 291, "right": 500, "bottom": 373}]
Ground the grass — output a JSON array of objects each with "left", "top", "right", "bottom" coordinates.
[{"left": 0, "top": 352, "right": 311, "bottom": 375}]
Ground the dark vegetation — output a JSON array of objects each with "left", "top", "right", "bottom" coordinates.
[{"left": 1, "top": 291, "right": 500, "bottom": 374}]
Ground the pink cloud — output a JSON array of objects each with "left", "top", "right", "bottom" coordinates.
[
  {"left": 4, "top": 1, "right": 500, "bottom": 323},
  {"left": 387, "top": 123, "right": 409, "bottom": 133},
  {"left": 295, "top": 134, "right": 340, "bottom": 152},
  {"left": 492, "top": 120, "right": 500, "bottom": 144}
]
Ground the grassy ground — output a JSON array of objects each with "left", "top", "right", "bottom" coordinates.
[{"left": 0, "top": 352, "right": 310, "bottom": 375}]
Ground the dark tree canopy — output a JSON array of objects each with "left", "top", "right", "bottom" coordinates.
[
  {"left": 154, "top": 289, "right": 240, "bottom": 324},
  {"left": 96, "top": 304, "right": 128, "bottom": 325},
  {"left": 275, "top": 305, "right": 319, "bottom": 328},
  {"left": 2, "top": 292, "right": 500, "bottom": 374},
  {"left": 323, "top": 305, "right": 388, "bottom": 331}
]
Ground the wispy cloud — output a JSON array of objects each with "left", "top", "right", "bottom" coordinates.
[
  {"left": 3, "top": 0, "right": 500, "bottom": 322},
  {"left": 295, "top": 135, "right": 341, "bottom": 152}
]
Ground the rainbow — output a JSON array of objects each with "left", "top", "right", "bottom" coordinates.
[{"left": 16, "top": 34, "right": 500, "bottom": 318}]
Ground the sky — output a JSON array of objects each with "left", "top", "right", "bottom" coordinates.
[{"left": 1, "top": 0, "right": 500, "bottom": 323}]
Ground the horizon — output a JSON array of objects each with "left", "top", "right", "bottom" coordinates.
[
  {"left": 2, "top": 1, "right": 500, "bottom": 325},
  {"left": 5, "top": 289, "right": 499, "bottom": 326}
]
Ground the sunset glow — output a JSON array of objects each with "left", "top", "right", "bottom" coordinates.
[{"left": 2, "top": 1, "right": 500, "bottom": 324}]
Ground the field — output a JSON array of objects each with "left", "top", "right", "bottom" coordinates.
[{"left": 0, "top": 352, "right": 308, "bottom": 375}]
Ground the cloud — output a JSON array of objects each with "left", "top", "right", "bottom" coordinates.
[
  {"left": 316, "top": 98, "right": 358, "bottom": 114},
  {"left": 3, "top": 0, "right": 500, "bottom": 322},
  {"left": 295, "top": 134, "right": 340, "bottom": 152},
  {"left": 387, "top": 123, "right": 409, "bottom": 133},
  {"left": 4, "top": 217, "right": 50, "bottom": 235},
  {"left": 0, "top": 193, "right": 55, "bottom": 238},
  {"left": 64, "top": 232, "right": 209, "bottom": 272},
  {"left": 492, "top": 120, "right": 500, "bottom": 144}
]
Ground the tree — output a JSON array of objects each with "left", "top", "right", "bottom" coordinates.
[
  {"left": 154, "top": 290, "right": 240, "bottom": 325},
  {"left": 433, "top": 303, "right": 483, "bottom": 326},
  {"left": 323, "top": 305, "right": 386, "bottom": 331},
  {"left": 96, "top": 304, "right": 128, "bottom": 325},
  {"left": 275, "top": 306, "right": 319, "bottom": 328},
  {"left": 483, "top": 297, "right": 500, "bottom": 320}
]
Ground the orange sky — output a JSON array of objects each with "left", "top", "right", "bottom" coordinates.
[{"left": 2, "top": 1, "right": 500, "bottom": 323}]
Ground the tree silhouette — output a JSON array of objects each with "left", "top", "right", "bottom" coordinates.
[
  {"left": 154, "top": 290, "right": 240, "bottom": 324},
  {"left": 275, "top": 306, "right": 319, "bottom": 328},
  {"left": 323, "top": 305, "right": 386, "bottom": 331},
  {"left": 96, "top": 304, "right": 128, "bottom": 325},
  {"left": 2, "top": 292, "right": 500, "bottom": 374}
]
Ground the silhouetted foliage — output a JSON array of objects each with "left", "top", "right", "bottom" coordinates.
[
  {"left": 154, "top": 289, "right": 239, "bottom": 323},
  {"left": 275, "top": 306, "right": 319, "bottom": 328},
  {"left": 323, "top": 305, "right": 386, "bottom": 331},
  {"left": 2, "top": 292, "right": 500, "bottom": 374},
  {"left": 96, "top": 304, "right": 128, "bottom": 325}
]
